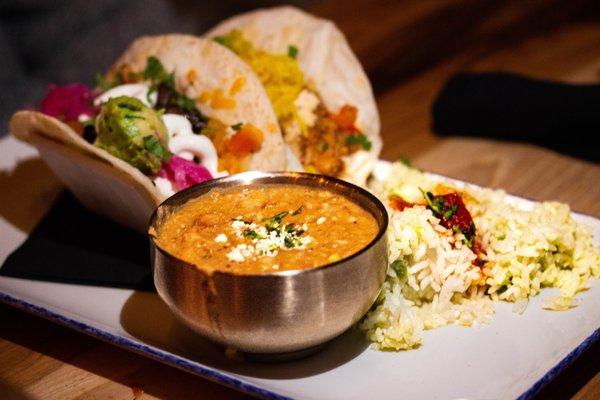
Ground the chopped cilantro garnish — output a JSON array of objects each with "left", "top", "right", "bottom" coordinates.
[
  {"left": 95, "top": 74, "right": 111, "bottom": 90},
  {"left": 143, "top": 136, "right": 170, "bottom": 161},
  {"left": 443, "top": 204, "right": 458, "bottom": 220},
  {"left": 284, "top": 236, "right": 299, "bottom": 248},
  {"left": 345, "top": 134, "right": 372, "bottom": 150},
  {"left": 390, "top": 259, "right": 408, "bottom": 280},
  {"left": 213, "top": 35, "right": 232, "bottom": 49},
  {"left": 399, "top": 155, "right": 412, "bottom": 167},
  {"left": 95, "top": 73, "right": 124, "bottom": 90},
  {"left": 497, "top": 233, "right": 506, "bottom": 241},
  {"left": 231, "top": 122, "right": 243, "bottom": 131},
  {"left": 243, "top": 229, "right": 263, "bottom": 240},
  {"left": 419, "top": 187, "right": 444, "bottom": 215},
  {"left": 172, "top": 94, "right": 195, "bottom": 110},
  {"left": 142, "top": 56, "right": 173, "bottom": 84},
  {"left": 464, "top": 234, "right": 474, "bottom": 248},
  {"left": 321, "top": 142, "right": 329, "bottom": 152},
  {"left": 288, "top": 45, "right": 299, "bottom": 59},
  {"left": 264, "top": 211, "right": 288, "bottom": 226},
  {"left": 292, "top": 206, "right": 303, "bottom": 216}
]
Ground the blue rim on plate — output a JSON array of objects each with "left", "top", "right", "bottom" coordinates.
[
  {"left": 1, "top": 290, "right": 599, "bottom": 400},
  {"left": 0, "top": 291, "right": 290, "bottom": 400}
]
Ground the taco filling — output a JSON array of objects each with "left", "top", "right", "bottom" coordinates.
[
  {"left": 39, "top": 57, "right": 265, "bottom": 197},
  {"left": 213, "top": 30, "right": 371, "bottom": 176}
]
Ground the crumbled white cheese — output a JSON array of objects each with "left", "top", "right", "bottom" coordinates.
[
  {"left": 226, "top": 247, "right": 245, "bottom": 262},
  {"left": 227, "top": 244, "right": 255, "bottom": 262},
  {"left": 226, "top": 215, "right": 313, "bottom": 262},
  {"left": 294, "top": 89, "right": 320, "bottom": 127},
  {"left": 231, "top": 219, "right": 247, "bottom": 230},
  {"left": 317, "top": 217, "right": 326, "bottom": 225},
  {"left": 214, "top": 233, "right": 228, "bottom": 243}
]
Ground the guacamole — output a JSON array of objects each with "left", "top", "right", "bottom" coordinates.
[
  {"left": 214, "top": 30, "right": 304, "bottom": 121},
  {"left": 95, "top": 96, "right": 170, "bottom": 175}
]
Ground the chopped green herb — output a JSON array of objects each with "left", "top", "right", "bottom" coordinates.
[
  {"left": 143, "top": 136, "right": 170, "bottom": 161},
  {"left": 231, "top": 122, "right": 243, "bottom": 131},
  {"left": 443, "top": 204, "right": 458, "bottom": 220},
  {"left": 292, "top": 206, "right": 303, "bottom": 216},
  {"left": 288, "top": 45, "right": 299, "bottom": 59},
  {"left": 146, "top": 84, "right": 157, "bottom": 105},
  {"left": 213, "top": 35, "right": 232, "bottom": 49},
  {"left": 321, "top": 142, "right": 329, "bottom": 152},
  {"left": 399, "top": 155, "right": 412, "bottom": 167},
  {"left": 345, "top": 134, "right": 372, "bottom": 150},
  {"left": 497, "top": 233, "right": 506, "bottom": 241},
  {"left": 284, "top": 236, "right": 299, "bottom": 248},
  {"left": 390, "top": 259, "right": 408, "bottom": 280},
  {"left": 264, "top": 211, "right": 289, "bottom": 226},
  {"left": 172, "top": 94, "right": 195, "bottom": 110},
  {"left": 419, "top": 187, "right": 444, "bottom": 215},
  {"left": 95, "top": 73, "right": 111, "bottom": 90},
  {"left": 143, "top": 57, "right": 167, "bottom": 82},
  {"left": 243, "top": 229, "right": 263, "bottom": 240},
  {"left": 464, "top": 234, "right": 474, "bottom": 249}
]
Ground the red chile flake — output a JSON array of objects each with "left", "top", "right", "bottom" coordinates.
[{"left": 419, "top": 189, "right": 477, "bottom": 247}]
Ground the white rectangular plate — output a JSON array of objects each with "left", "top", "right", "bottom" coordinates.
[{"left": 1, "top": 136, "right": 599, "bottom": 400}]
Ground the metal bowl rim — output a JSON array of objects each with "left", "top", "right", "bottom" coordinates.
[{"left": 148, "top": 171, "right": 389, "bottom": 278}]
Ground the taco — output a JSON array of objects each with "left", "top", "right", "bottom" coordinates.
[
  {"left": 10, "top": 34, "right": 284, "bottom": 232},
  {"left": 205, "top": 6, "right": 381, "bottom": 185}
]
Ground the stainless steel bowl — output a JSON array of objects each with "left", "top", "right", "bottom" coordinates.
[{"left": 149, "top": 171, "right": 388, "bottom": 356}]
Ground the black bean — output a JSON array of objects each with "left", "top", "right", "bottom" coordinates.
[
  {"left": 155, "top": 82, "right": 208, "bottom": 133},
  {"left": 155, "top": 83, "right": 174, "bottom": 109},
  {"left": 83, "top": 124, "right": 97, "bottom": 143},
  {"left": 185, "top": 108, "right": 207, "bottom": 133}
]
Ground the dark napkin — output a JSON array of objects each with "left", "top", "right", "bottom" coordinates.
[
  {"left": 432, "top": 72, "right": 600, "bottom": 163},
  {"left": 0, "top": 191, "right": 154, "bottom": 291}
]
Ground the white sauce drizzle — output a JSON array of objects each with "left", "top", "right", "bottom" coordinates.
[
  {"left": 95, "top": 85, "right": 226, "bottom": 198},
  {"left": 94, "top": 83, "right": 156, "bottom": 107}
]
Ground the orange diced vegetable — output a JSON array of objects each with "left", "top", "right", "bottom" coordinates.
[
  {"left": 227, "top": 124, "right": 264, "bottom": 157},
  {"left": 331, "top": 105, "right": 358, "bottom": 131}
]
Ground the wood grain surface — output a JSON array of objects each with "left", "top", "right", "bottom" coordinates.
[{"left": 1, "top": 1, "right": 599, "bottom": 399}]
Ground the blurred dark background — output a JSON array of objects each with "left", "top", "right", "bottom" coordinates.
[
  {"left": 0, "top": 0, "right": 317, "bottom": 134},
  {"left": 2, "top": 0, "right": 600, "bottom": 161}
]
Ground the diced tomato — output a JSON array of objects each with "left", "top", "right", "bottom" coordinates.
[
  {"left": 432, "top": 193, "right": 475, "bottom": 239},
  {"left": 227, "top": 124, "right": 264, "bottom": 157},
  {"left": 330, "top": 105, "right": 359, "bottom": 132}
]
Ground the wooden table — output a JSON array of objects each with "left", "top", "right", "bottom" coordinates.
[{"left": 1, "top": 1, "right": 599, "bottom": 398}]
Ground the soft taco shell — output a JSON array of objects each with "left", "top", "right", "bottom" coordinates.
[
  {"left": 11, "top": 111, "right": 162, "bottom": 232},
  {"left": 10, "top": 35, "right": 285, "bottom": 232},
  {"left": 205, "top": 6, "right": 381, "bottom": 184},
  {"left": 107, "top": 34, "right": 285, "bottom": 171}
]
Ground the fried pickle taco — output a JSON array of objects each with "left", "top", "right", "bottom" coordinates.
[
  {"left": 10, "top": 34, "right": 284, "bottom": 232},
  {"left": 205, "top": 6, "right": 381, "bottom": 185}
]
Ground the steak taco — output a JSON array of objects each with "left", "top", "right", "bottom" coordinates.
[
  {"left": 206, "top": 6, "right": 381, "bottom": 184},
  {"left": 10, "top": 34, "right": 284, "bottom": 231}
]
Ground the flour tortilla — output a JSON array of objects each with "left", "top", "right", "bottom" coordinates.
[
  {"left": 107, "top": 34, "right": 284, "bottom": 171},
  {"left": 10, "top": 111, "right": 162, "bottom": 232},
  {"left": 10, "top": 35, "right": 285, "bottom": 232},
  {"left": 205, "top": 6, "right": 381, "bottom": 185}
]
